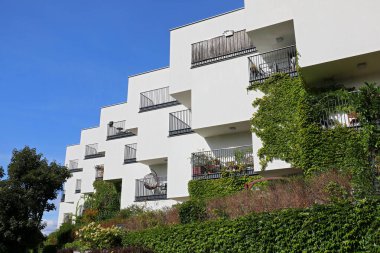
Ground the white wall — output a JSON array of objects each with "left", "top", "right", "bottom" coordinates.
[{"left": 244, "top": 0, "right": 380, "bottom": 68}]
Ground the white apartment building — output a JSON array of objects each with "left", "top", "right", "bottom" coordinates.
[{"left": 58, "top": 0, "right": 380, "bottom": 226}]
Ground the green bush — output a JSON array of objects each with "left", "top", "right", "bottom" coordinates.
[
  {"left": 178, "top": 199, "right": 206, "bottom": 224},
  {"left": 188, "top": 175, "right": 262, "bottom": 200},
  {"left": 68, "top": 222, "right": 124, "bottom": 251},
  {"left": 116, "top": 205, "right": 146, "bottom": 219},
  {"left": 122, "top": 198, "right": 380, "bottom": 253},
  {"left": 83, "top": 181, "right": 121, "bottom": 221}
]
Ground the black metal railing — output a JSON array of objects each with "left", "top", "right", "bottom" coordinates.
[
  {"left": 84, "top": 144, "right": 105, "bottom": 159},
  {"left": 191, "top": 145, "right": 255, "bottom": 180},
  {"left": 61, "top": 193, "right": 65, "bottom": 202},
  {"left": 107, "top": 120, "right": 135, "bottom": 140},
  {"left": 75, "top": 179, "right": 81, "bottom": 194},
  {"left": 135, "top": 176, "right": 167, "bottom": 202},
  {"left": 192, "top": 30, "right": 256, "bottom": 68},
  {"left": 67, "top": 159, "right": 82, "bottom": 172},
  {"left": 95, "top": 165, "right": 104, "bottom": 180},
  {"left": 124, "top": 143, "right": 137, "bottom": 164},
  {"left": 140, "top": 87, "right": 179, "bottom": 112},
  {"left": 248, "top": 45, "right": 297, "bottom": 83},
  {"left": 169, "top": 109, "right": 193, "bottom": 136}
]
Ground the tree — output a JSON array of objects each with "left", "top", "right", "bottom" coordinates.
[
  {"left": 81, "top": 180, "right": 121, "bottom": 222},
  {"left": 0, "top": 146, "right": 71, "bottom": 252}
]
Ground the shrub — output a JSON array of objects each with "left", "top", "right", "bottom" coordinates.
[
  {"left": 88, "top": 247, "right": 154, "bottom": 253},
  {"left": 122, "top": 198, "right": 380, "bottom": 253},
  {"left": 84, "top": 181, "right": 121, "bottom": 221},
  {"left": 55, "top": 223, "right": 76, "bottom": 248},
  {"left": 188, "top": 175, "right": 262, "bottom": 200},
  {"left": 116, "top": 205, "right": 146, "bottom": 219},
  {"left": 206, "top": 170, "right": 352, "bottom": 219},
  {"left": 71, "top": 222, "right": 124, "bottom": 251},
  {"left": 178, "top": 199, "right": 206, "bottom": 224},
  {"left": 101, "top": 207, "right": 179, "bottom": 232}
]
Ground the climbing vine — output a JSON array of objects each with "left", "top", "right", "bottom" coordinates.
[{"left": 248, "top": 74, "right": 380, "bottom": 196}]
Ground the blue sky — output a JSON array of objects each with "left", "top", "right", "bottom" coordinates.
[{"left": 0, "top": 0, "right": 244, "bottom": 234}]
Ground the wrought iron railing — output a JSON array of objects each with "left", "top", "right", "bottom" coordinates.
[
  {"left": 95, "top": 165, "right": 104, "bottom": 180},
  {"left": 192, "top": 30, "right": 256, "bottom": 68},
  {"left": 191, "top": 145, "right": 255, "bottom": 180},
  {"left": 124, "top": 143, "right": 137, "bottom": 164},
  {"left": 84, "top": 143, "right": 105, "bottom": 159},
  {"left": 169, "top": 109, "right": 193, "bottom": 136},
  {"left": 318, "top": 94, "right": 359, "bottom": 129},
  {"left": 248, "top": 45, "right": 297, "bottom": 83},
  {"left": 140, "top": 87, "right": 179, "bottom": 112},
  {"left": 317, "top": 92, "right": 380, "bottom": 129},
  {"left": 135, "top": 176, "right": 167, "bottom": 202},
  {"left": 107, "top": 120, "right": 135, "bottom": 140}
]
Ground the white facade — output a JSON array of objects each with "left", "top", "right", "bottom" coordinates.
[{"left": 58, "top": 1, "right": 380, "bottom": 226}]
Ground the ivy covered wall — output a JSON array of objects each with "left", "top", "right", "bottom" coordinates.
[{"left": 248, "top": 74, "right": 380, "bottom": 196}]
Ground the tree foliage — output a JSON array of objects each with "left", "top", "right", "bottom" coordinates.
[
  {"left": 0, "top": 146, "right": 70, "bottom": 252},
  {"left": 81, "top": 180, "right": 121, "bottom": 222}
]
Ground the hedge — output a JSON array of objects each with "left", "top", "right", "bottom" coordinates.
[
  {"left": 188, "top": 175, "right": 262, "bottom": 200},
  {"left": 122, "top": 198, "right": 380, "bottom": 253}
]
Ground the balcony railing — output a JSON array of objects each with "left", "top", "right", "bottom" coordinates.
[
  {"left": 140, "top": 87, "right": 179, "bottom": 112},
  {"left": 169, "top": 109, "right": 193, "bottom": 136},
  {"left": 124, "top": 143, "right": 137, "bottom": 164},
  {"left": 68, "top": 159, "right": 83, "bottom": 172},
  {"left": 191, "top": 145, "right": 255, "bottom": 180},
  {"left": 84, "top": 144, "right": 105, "bottom": 159},
  {"left": 192, "top": 30, "right": 256, "bottom": 68},
  {"left": 75, "top": 179, "right": 81, "bottom": 194},
  {"left": 107, "top": 120, "right": 135, "bottom": 140},
  {"left": 249, "top": 45, "right": 297, "bottom": 83},
  {"left": 95, "top": 165, "right": 104, "bottom": 180},
  {"left": 135, "top": 176, "right": 167, "bottom": 202}
]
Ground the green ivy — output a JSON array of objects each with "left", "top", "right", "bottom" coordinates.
[
  {"left": 122, "top": 199, "right": 380, "bottom": 253},
  {"left": 188, "top": 175, "right": 262, "bottom": 200},
  {"left": 247, "top": 74, "right": 380, "bottom": 196}
]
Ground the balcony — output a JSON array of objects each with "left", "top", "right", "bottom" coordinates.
[
  {"left": 249, "top": 45, "right": 297, "bottom": 83},
  {"left": 68, "top": 159, "right": 83, "bottom": 172},
  {"left": 191, "top": 145, "right": 255, "bottom": 180},
  {"left": 140, "top": 87, "right": 179, "bottom": 112},
  {"left": 124, "top": 143, "right": 137, "bottom": 164},
  {"left": 107, "top": 120, "right": 135, "bottom": 140},
  {"left": 95, "top": 165, "right": 104, "bottom": 180},
  {"left": 169, "top": 109, "right": 193, "bottom": 136},
  {"left": 191, "top": 30, "right": 256, "bottom": 68},
  {"left": 75, "top": 179, "right": 81, "bottom": 194},
  {"left": 84, "top": 144, "right": 105, "bottom": 159},
  {"left": 135, "top": 176, "right": 167, "bottom": 202}
]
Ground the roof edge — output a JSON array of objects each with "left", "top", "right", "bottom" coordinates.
[
  {"left": 128, "top": 66, "right": 169, "bottom": 78},
  {"left": 170, "top": 7, "right": 244, "bottom": 32},
  {"left": 101, "top": 101, "right": 127, "bottom": 109}
]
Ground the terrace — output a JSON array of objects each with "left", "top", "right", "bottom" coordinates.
[{"left": 191, "top": 145, "right": 255, "bottom": 180}]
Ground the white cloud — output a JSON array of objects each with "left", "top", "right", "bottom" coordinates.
[{"left": 42, "top": 219, "right": 58, "bottom": 235}]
